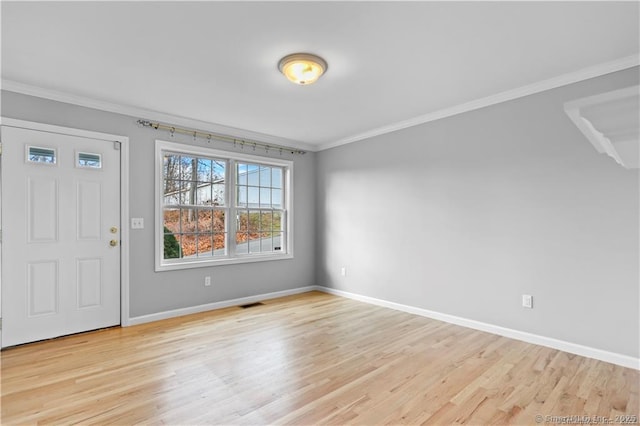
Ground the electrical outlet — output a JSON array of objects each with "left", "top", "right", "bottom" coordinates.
[
  {"left": 131, "top": 218, "right": 144, "bottom": 229},
  {"left": 204, "top": 276, "right": 211, "bottom": 287},
  {"left": 341, "top": 267, "right": 347, "bottom": 277},
  {"left": 522, "top": 294, "right": 533, "bottom": 309}
]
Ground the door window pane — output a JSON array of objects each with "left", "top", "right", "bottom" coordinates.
[
  {"left": 77, "top": 152, "right": 102, "bottom": 168},
  {"left": 27, "top": 146, "right": 56, "bottom": 164}
]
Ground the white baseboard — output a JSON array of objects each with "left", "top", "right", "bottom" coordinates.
[
  {"left": 128, "top": 286, "right": 317, "bottom": 326},
  {"left": 315, "top": 286, "right": 640, "bottom": 370},
  {"left": 127, "top": 284, "right": 639, "bottom": 370}
]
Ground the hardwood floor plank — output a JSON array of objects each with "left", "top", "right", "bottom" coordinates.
[{"left": 2, "top": 291, "right": 638, "bottom": 425}]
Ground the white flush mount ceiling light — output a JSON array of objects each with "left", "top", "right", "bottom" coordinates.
[{"left": 278, "top": 53, "right": 327, "bottom": 85}]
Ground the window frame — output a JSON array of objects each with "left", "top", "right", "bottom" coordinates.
[{"left": 155, "top": 139, "right": 294, "bottom": 271}]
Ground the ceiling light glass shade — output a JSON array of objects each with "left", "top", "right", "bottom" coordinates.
[{"left": 278, "top": 53, "right": 327, "bottom": 85}]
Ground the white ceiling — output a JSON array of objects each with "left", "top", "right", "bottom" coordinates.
[{"left": 2, "top": 1, "right": 639, "bottom": 151}]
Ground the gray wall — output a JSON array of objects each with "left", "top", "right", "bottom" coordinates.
[
  {"left": 316, "top": 67, "right": 640, "bottom": 358},
  {"left": 1, "top": 91, "right": 316, "bottom": 317}
]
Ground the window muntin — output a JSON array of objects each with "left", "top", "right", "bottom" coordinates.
[{"left": 156, "top": 140, "right": 292, "bottom": 270}]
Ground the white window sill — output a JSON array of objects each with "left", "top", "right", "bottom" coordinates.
[{"left": 155, "top": 253, "right": 293, "bottom": 272}]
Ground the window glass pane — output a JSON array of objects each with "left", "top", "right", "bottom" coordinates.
[
  {"left": 212, "top": 184, "right": 225, "bottom": 206},
  {"left": 180, "top": 234, "right": 197, "bottom": 257},
  {"left": 261, "top": 233, "right": 274, "bottom": 252},
  {"left": 248, "top": 211, "right": 260, "bottom": 234},
  {"left": 246, "top": 210, "right": 261, "bottom": 254},
  {"left": 260, "top": 211, "right": 273, "bottom": 231},
  {"left": 213, "top": 160, "right": 226, "bottom": 182},
  {"left": 163, "top": 208, "right": 180, "bottom": 234},
  {"left": 163, "top": 180, "right": 181, "bottom": 205},
  {"left": 164, "top": 154, "right": 181, "bottom": 180},
  {"left": 213, "top": 210, "right": 225, "bottom": 233},
  {"left": 186, "top": 157, "right": 196, "bottom": 180},
  {"left": 272, "top": 189, "right": 282, "bottom": 209},
  {"left": 166, "top": 241, "right": 182, "bottom": 260},
  {"left": 196, "top": 182, "right": 213, "bottom": 205},
  {"left": 273, "top": 211, "right": 282, "bottom": 232},
  {"left": 272, "top": 168, "right": 282, "bottom": 189},
  {"left": 237, "top": 186, "right": 247, "bottom": 207},
  {"left": 273, "top": 232, "right": 284, "bottom": 251},
  {"left": 260, "top": 188, "right": 271, "bottom": 207},
  {"left": 78, "top": 152, "right": 101, "bottom": 168},
  {"left": 197, "top": 209, "right": 213, "bottom": 233},
  {"left": 174, "top": 181, "right": 186, "bottom": 205},
  {"left": 163, "top": 216, "right": 181, "bottom": 259},
  {"left": 237, "top": 163, "right": 247, "bottom": 185},
  {"left": 28, "top": 146, "right": 56, "bottom": 164},
  {"left": 260, "top": 166, "right": 271, "bottom": 187},
  {"left": 237, "top": 210, "right": 249, "bottom": 232},
  {"left": 235, "top": 232, "right": 249, "bottom": 254},
  {"left": 248, "top": 187, "right": 259, "bottom": 208},
  {"left": 249, "top": 235, "right": 261, "bottom": 253},
  {"left": 197, "top": 234, "right": 213, "bottom": 258},
  {"left": 179, "top": 181, "right": 194, "bottom": 205},
  {"left": 213, "top": 233, "right": 226, "bottom": 256},
  {"left": 181, "top": 156, "right": 195, "bottom": 181},
  {"left": 247, "top": 164, "right": 259, "bottom": 186},
  {"left": 196, "top": 158, "right": 212, "bottom": 181},
  {"left": 180, "top": 208, "right": 197, "bottom": 233}
]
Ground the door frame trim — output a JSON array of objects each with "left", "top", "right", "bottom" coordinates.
[{"left": 0, "top": 117, "right": 131, "bottom": 328}]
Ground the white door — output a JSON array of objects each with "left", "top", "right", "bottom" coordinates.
[{"left": 1, "top": 126, "right": 121, "bottom": 347}]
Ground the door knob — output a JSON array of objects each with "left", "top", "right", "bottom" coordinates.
[
  {"left": 110, "top": 239, "right": 118, "bottom": 247},
  {"left": 110, "top": 226, "right": 118, "bottom": 234}
]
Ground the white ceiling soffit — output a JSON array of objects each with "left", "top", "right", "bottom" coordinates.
[
  {"left": 565, "top": 86, "right": 640, "bottom": 170},
  {"left": 1, "top": 2, "right": 639, "bottom": 151}
]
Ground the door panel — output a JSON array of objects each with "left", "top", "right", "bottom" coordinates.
[
  {"left": 77, "top": 258, "right": 102, "bottom": 308},
  {"left": 77, "top": 180, "right": 102, "bottom": 240},
  {"left": 27, "top": 260, "right": 59, "bottom": 316},
  {"left": 1, "top": 126, "right": 121, "bottom": 347},
  {"left": 28, "top": 177, "right": 59, "bottom": 242}
]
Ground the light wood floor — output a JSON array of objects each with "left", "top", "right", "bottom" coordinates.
[{"left": 1, "top": 291, "right": 638, "bottom": 425}]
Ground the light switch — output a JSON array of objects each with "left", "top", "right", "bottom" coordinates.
[{"left": 131, "top": 218, "right": 144, "bottom": 229}]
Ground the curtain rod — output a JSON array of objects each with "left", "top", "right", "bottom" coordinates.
[{"left": 137, "top": 120, "right": 307, "bottom": 155}]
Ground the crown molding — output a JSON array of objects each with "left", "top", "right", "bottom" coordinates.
[
  {"left": 1, "top": 79, "right": 316, "bottom": 153},
  {"left": 319, "top": 54, "right": 640, "bottom": 151},
  {"left": 3, "top": 54, "right": 638, "bottom": 153},
  {"left": 564, "top": 85, "right": 639, "bottom": 169}
]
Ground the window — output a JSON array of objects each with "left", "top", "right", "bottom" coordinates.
[
  {"left": 235, "top": 163, "right": 284, "bottom": 254},
  {"left": 156, "top": 140, "right": 293, "bottom": 270},
  {"left": 27, "top": 146, "right": 56, "bottom": 164},
  {"left": 77, "top": 152, "right": 102, "bottom": 169}
]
